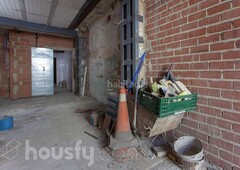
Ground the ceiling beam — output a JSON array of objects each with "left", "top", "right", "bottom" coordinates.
[
  {"left": 19, "top": 0, "right": 28, "bottom": 21},
  {"left": 68, "top": 0, "right": 102, "bottom": 30},
  {"left": 47, "top": 0, "right": 59, "bottom": 25},
  {"left": 0, "top": 17, "right": 77, "bottom": 37}
]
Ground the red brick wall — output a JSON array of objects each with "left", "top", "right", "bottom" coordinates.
[
  {"left": 0, "top": 34, "right": 9, "bottom": 97},
  {"left": 145, "top": 0, "right": 240, "bottom": 169},
  {"left": 9, "top": 31, "right": 74, "bottom": 99}
]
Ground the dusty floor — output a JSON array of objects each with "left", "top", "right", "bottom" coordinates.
[{"left": 0, "top": 88, "right": 180, "bottom": 170}]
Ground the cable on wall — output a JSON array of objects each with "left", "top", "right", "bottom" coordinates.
[{"left": 35, "top": 33, "right": 39, "bottom": 47}]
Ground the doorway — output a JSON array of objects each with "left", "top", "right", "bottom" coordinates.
[
  {"left": 54, "top": 57, "right": 57, "bottom": 85},
  {"left": 54, "top": 50, "right": 73, "bottom": 91}
]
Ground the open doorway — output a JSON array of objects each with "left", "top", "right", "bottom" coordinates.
[
  {"left": 54, "top": 50, "right": 73, "bottom": 91},
  {"left": 54, "top": 57, "right": 57, "bottom": 85}
]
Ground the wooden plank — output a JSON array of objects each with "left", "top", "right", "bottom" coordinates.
[
  {"left": 102, "top": 115, "right": 112, "bottom": 134},
  {"left": 82, "top": 67, "right": 87, "bottom": 96}
]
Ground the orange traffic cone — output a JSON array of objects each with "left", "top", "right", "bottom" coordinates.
[
  {"left": 114, "top": 87, "right": 131, "bottom": 139},
  {"left": 109, "top": 87, "right": 138, "bottom": 161}
]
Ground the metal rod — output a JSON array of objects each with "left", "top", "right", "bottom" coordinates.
[{"left": 84, "top": 131, "right": 98, "bottom": 140}]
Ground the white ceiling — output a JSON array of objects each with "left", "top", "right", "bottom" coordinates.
[{"left": 0, "top": 0, "right": 86, "bottom": 28}]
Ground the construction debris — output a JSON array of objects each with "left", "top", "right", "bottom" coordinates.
[
  {"left": 152, "top": 145, "right": 170, "bottom": 157},
  {"left": 102, "top": 115, "right": 112, "bottom": 135},
  {"left": 74, "top": 105, "right": 106, "bottom": 113},
  {"left": 138, "top": 64, "right": 197, "bottom": 118},
  {"left": 90, "top": 111, "right": 105, "bottom": 127},
  {"left": 84, "top": 131, "right": 98, "bottom": 140},
  {"left": 146, "top": 64, "right": 191, "bottom": 98}
]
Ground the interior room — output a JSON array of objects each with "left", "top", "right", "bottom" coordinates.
[{"left": 0, "top": 0, "right": 240, "bottom": 170}]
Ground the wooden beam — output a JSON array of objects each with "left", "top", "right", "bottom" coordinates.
[{"left": 68, "top": 0, "right": 101, "bottom": 30}]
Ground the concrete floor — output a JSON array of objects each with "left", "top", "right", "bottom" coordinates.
[{"left": 0, "top": 88, "right": 180, "bottom": 170}]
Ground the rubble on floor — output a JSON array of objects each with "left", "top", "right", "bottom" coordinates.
[{"left": 0, "top": 90, "right": 181, "bottom": 170}]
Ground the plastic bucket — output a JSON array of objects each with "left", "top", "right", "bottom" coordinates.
[
  {"left": 0, "top": 116, "right": 14, "bottom": 131},
  {"left": 172, "top": 136, "right": 204, "bottom": 169}
]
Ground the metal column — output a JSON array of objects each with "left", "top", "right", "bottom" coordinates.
[{"left": 121, "top": 0, "right": 144, "bottom": 88}]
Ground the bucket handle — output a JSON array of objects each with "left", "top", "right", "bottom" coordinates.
[{"left": 173, "top": 156, "right": 205, "bottom": 168}]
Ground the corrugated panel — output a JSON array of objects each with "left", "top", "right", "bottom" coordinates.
[
  {"left": 0, "top": 0, "right": 86, "bottom": 28},
  {"left": 58, "top": 0, "right": 85, "bottom": 10},
  {"left": 51, "top": 0, "right": 85, "bottom": 27},
  {"left": 25, "top": 0, "right": 51, "bottom": 24},
  {"left": 8, "top": 0, "right": 22, "bottom": 20},
  {"left": 0, "top": 0, "right": 22, "bottom": 20},
  {"left": 32, "top": 47, "right": 54, "bottom": 96},
  {"left": 0, "top": 0, "right": 13, "bottom": 18},
  {"left": 51, "top": 6, "right": 77, "bottom": 28},
  {"left": 0, "top": 1, "right": 7, "bottom": 16}
]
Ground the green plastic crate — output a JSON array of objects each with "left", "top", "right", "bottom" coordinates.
[{"left": 138, "top": 90, "right": 197, "bottom": 118}]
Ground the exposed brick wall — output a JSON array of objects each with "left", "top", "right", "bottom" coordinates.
[
  {"left": 145, "top": 0, "right": 240, "bottom": 169},
  {"left": 0, "top": 34, "right": 9, "bottom": 97},
  {"left": 9, "top": 31, "right": 74, "bottom": 99}
]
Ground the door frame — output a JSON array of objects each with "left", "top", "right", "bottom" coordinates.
[{"left": 43, "top": 47, "right": 75, "bottom": 93}]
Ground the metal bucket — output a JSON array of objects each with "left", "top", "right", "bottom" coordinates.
[{"left": 172, "top": 136, "right": 204, "bottom": 170}]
